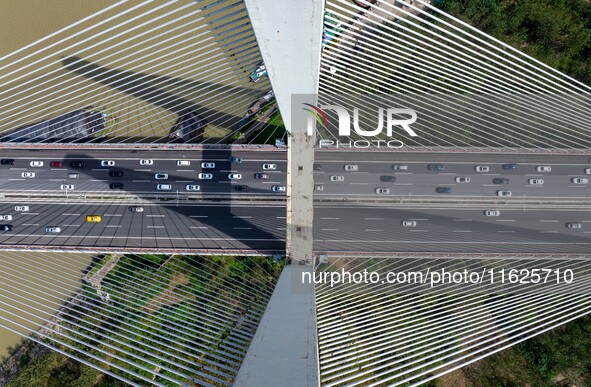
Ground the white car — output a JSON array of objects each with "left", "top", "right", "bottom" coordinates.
[
  {"left": 330, "top": 175, "right": 344, "bottom": 182},
  {"left": 140, "top": 159, "right": 153, "bottom": 165},
  {"left": 21, "top": 172, "right": 35, "bottom": 178},
  {"left": 497, "top": 190, "right": 512, "bottom": 197},
  {"left": 474, "top": 165, "right": 489, "bottom": 172},
  {"left": 201, "top": 162, "right": 215, "bottom": 169},
  {"left": 60, "top": 184, "right": 74, "bottom": 190},
  {"left": 272, "top": 185, "right": 286, "bottom": 192},
  {"left": 484, "top": 210, "right": 500, "bottom": 217},
  {"left": 344, "top": 164, "right": 359, "bottom": 171},
  {"left": 455, "top": 176, "right": 470, "bottom": 183},
  {"left": 572, "top": 177, "right": 589, "bottom": 184},
  {"left": 30, "top": 161, "right": 43, "bottom": 167},
  {"left": 198, "top": 173, "right": 213, "bottom": 180},
  {"left": 566, "top": 222, "right": 582, "bottom": 229},
  {"left": 401, "top": 220, "right": 417, "bottom": 227},
  {"left": 585, "top": 168, "right": 591, "bottom": 175},
  {"left": 15, "top": 206, "right": 29, "bottom": 212},
  {"left": 375, "top": 187, "right": 390, "bottom": 194},
  {"left": 0, "top": 215, "right": 12, "bottom": 221},
  {"left": 186, "top": 184, "right": 201, "bottom": 191},
  {"left": 101, "top": 160, "right": 115, "bottom": 167},
  {"left": 157, "top": 184, "right": 171, "bottom": 190},
  {"left": 177, "top": 160, "right": 191, "bottom": 166},
  {"left": 528, "top": 178, "right": 544, "bottom": 185},
  {"left": 228, "top": 173, "right": 242, "bottom": 180},
  {"left": 262, "top": 163, "right": 277, "bottom": 170},
  {"left": 155, "top": 173, "right": 168, "bottom": 180},
  {"left": 536, "top": 166, "right": 551, "bottom": 172},
  {"left": 46, "top": 226, "right": 61, "bottom": 233},
  {"left": 314, "top": 185, "right": 324, "bottom": 191}
]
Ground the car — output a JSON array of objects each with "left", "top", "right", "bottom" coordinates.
[
  {"left": 198, "top": 173, "right": 213, "bottom": 180},
  {"left": 572, "top": 177, "right": 589, "bottom": 184},
  {"left": 455, "top": 176, "right": 471, "bottom": 183},
  {"left": 436, "top": 187, "right": 452, "bottom": 194},
  {"left": 536, "top": 166, "right": 551, "bottom": 172},
  {"left": 0, "top": 215, "right": 12, "bottom": 221},
  {"left": 0, "top": 159, "right": 14, "bottom": 165},
  {"left": 228, "top": 156, "right": 243, "bottom": 163},
  {"left": 170, "top": 110, "right": 208, "bottom": 140},
  {"left": 353, "top": 0, "right": 378, "bottom": 8},
  {"left": 86, "top": 215, "right": 101, "bottom": 223},
  {"left": 322, "top": 11, "right": 343, "bottom": 49},
  {"left": 70, "top": 161, "right": 84, "bottom": 168},
  {"left": 314, "top": 185, "right": 324, "bottom": 191},
  {"left": 140, "top": 159, "right": 153, "bottom": 165},
  {"left": 484, "top": 210, "right": 500, "bottom": 217},
  {"left": 129, "top": 206, "right": 144, "bottom": 212},
  {"left": 475, "top": 165, "right": 490, "bottom": 172},
  {"left": 228, "top": 173, "right": 242, "bottom": 180},
  {"left": 375, "top": 187, "right": 390, "bottom": 194},
  {"left": 60, "top": 184, "right": 74, "bottom": 190},
  {"left": 0, "top": 225, "right": 13, "bottom": 231},
  {"left": 50, "top": 161, "right": 63, "bottom": 168},
  {"left": 314, "top": 164, "right": 322, "bottom": 171},
  {"left": 101, "top": 160, "right": 115, "bottom": 167},
  {"left": 401, "top": 220, "right": 417, "bottom": 227},
  {"left": 14, "top": 206, "right": 29, "bottom": 212},
  {"left": 21, "top": 172, "right": 35, "bottom": 178},
  {"left": 330, "top": 175, "right": 345, "bottom": 182},
  {"left": 201, "top": 162, "right": 215, "bottom": 169},
  {"left": 502, "top": 163, "right": 519, "bottom": 170},
  {"left": 235, "top": 185, "right": 249, "bottom": 191},
  {"left": 380, "top": 175, "right": 396, "bottom": 182},
  {"left": 262, "top": 163, "right": 277, "bottom": 170},
  {"left": 109, "top": 183, "right": 123, "bottom": 189},
  {"left": 528, "top": 178, "right": 544, "bottom": 185},
  {"left": 428, "top": 164, "right": 445, "bottom": 171},
  {"left": 243, "top": 90, "right": 276, "bottom": 120},
  {"left": 492, "top": 178, "right": 510, "bottom": 185},
  {"left": 157, "top": 184, "right": 172, "bottom": 190},
  {"left": 45, "top": 226, "right": 61, "bottom": 233},
  {"left": 497, "top": 190, "right": 512, "bottom": 197},
  {"left": 272, "top": 185, "right": 286, "bottom": 192},
  {"left": 249, "top": 62, "right": 267, "bottom": 82},
  {"left": 30, "top": 161, "right": 43, "bottom": 167},
  {"left": 585, "top": 168, "right": 591, "bottom": 175},
  {"left": 566, "top": 222, "right": 582, "bottom": 229},
  {"left": 186, "top": 184, "right": 200, "bottom": 191},
  {"left": 344, "top": 164, "right": 359, "bottom": 171},
  {"left": 392, "top": 165, "right": 408, "bottom": 171},
  {"left": 155, "top": 173, "right": 168, "bottom": 180},
  {"left": 109, "top": 171, "right": 124, "bottom": 177},
  {"left": 177, "top": 160, "right": 191, "bottom": 166},
  {"left": 254, "top": 173, "right": 269, "bottom": 180}
]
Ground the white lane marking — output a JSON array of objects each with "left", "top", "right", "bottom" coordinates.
[
  {"left": 321, "top": 228, "right": 340, "bottom": 231},
  {"left": 147, "top": 226, "right": 165, "bottom": 229},
  {"left": 541, "top": 231, "right": 559, "bottom": 233},
  {"left": 233, "top": 216, "right": 252, "bottom": 219},
  {"left": 104, "top": 214, "right": 122, "bottom": 217},
  {"left": 105, "top": 225, "right": 121, "bottom": 228},
  {"left": 393, "top": 183, "right": 413, "bottom": 186},
  {"left": 453, "top": 230, "right": 472, "bottom": 233},
  {"left": 91, "top": 169, "right": 107, "bottom": 171},
  {"left": 147, "top": 215, "right": 165, "bottom": 217},
  {"left": 176, "top": 181, "right": 193, "bottom": 183},
  {"left": 62, "top": 213, "right": 80, "bottom": 216},
  {"left": 8, "top": 179, "right": 25, "bottom": 181},
  {"left": 277, "top": 227, "right": 287, "bottom": 230},
  {"left": 320, "top": 217, "right": 340, "bottom": 220},
  {"left": 539, "top": 220, "right": 558, "bottom": 222},
  {"left": 452, "top": 219, "right": 473, "bottom": 222},
  {"left": 233, "top": 227, "right": 252, "bottom": 230},
  {"left": 21, "top": 213, "right": 39, "bottom": 215},
  {"left": 497, "top": 231, "right": 515, "bottom": 233},
  {"left": 190, "top": 226, "right": 209, "bottom": 229},
  {"left": 22, "top": 224, "right": 39, "bottom": 226},
  {"left": 63, "top": 224, "right": 81, "bottom": 227},
  {"left": 276, "top": 216, "right": 286, "bottom": 219},
  {"left": 176, "top": 170, "right": 194, "bottom": 172},
  {"left": 133, "top": 180, "right": 151, "bottom": 183},
  {"left": 190, "top": 216, "right": 208, "bottom": 218},
  {"left": 134, "top": 169, "right": 152, "bottom": 171},
  {"left": 409, "top": 229, "right": 427, "bottom": 232},
  {"left": 350, "top": 182, "right": 368, "bottom": 185},
  {"left": 49, "top": 179, "right": 65, "bottom": 181},
  {"left": 365, "top": 229, "right": 384, "bottom": 232},
  {"left": 496, "top": 219, "right": 516, "bottom": 222},
  {"left": 409, "top": 218, "right": 428, "bottom": 221},
  {"left": 364, "top": 218, "right": 384, "bottom": 221},
  {"left": 91, "top": 179, "right": 108, "bottom": 182}
]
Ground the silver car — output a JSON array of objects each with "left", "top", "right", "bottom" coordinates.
[
  {"left": 201, "top": 162, "right": 215, "bottom": 169},
  {"left": 455, "top": 176, "right": 470, "bottom": 183},
  {"left": 0, "top": 215, "right": 12, "bottom": 221},
  {"left": 272, "top": 185, "right": 286, "bottom": 192},
  {"left": 536, "top": 166, "right": 551, "bottom": 172},
  {"left": 22, "top": 172, "right": 35, "bottom": 178},
  {"left": 15, "top": 206, "right": 29, "bottom": 212},
  {"left": 101, "top": 160, "right": 115, "bottom": 167},
  {"left": 375, "top": 187, "right": 390, "bottom": 194},
  {"left": 198, "top": 173, "right": 213, "bottom": 180},
  {"left": 572, "top": 177, "right": 589, "bottom": 184},
  {"left": 155, "top": 173, "right": 168, "bottom": 180},
  {"left": 228, "top": 173, "right": 242, "bottom": 180},
  {"left": 401, "top": 220, "right": 417, "bottom": 227},
  {"left": 262, "top": 163, "right": 277, "bottom": 170},
  {"left": 186, "top": 184, "right": 201, "bottom": 191},
  {"left": 330, "top": 175, "right": 344, "bottom": 182},
  {"left": 475, "top": 165, "right": 490, "bottom": 172},
  {"left": 344, "top": 164, "right": 359, "bottom": 171},
  {"left": 30, "top": 161, "right": 43, "bottom": 167},
  {"left": 140, "top": 159, "right": 153, "bottom": 165},
  {"left": 314, "top": 185, "right": 324, "bottom": 191},
  {"left": 46, "top": 226, "right": 61, "bottom": 233},
  {"left": 60, "top": 184, "right": 74, "bottom": 190},
  {"left": 484, "top": 210, "right": 500, "bottom": 217},
  {"left": 528, "top": 178, "right": 544, "bottom": 185},
  {"left": 497, "top": 190, "right": 512, "bottom": 197}
]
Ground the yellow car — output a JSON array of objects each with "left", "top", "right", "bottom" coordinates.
[{"left": 86, "top": 215, "right": 101, "bottom": 223}]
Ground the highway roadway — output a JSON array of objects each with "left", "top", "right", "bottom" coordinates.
[
  {"left": 2, "top": 149, "right": 591, "bottom": 199},
  {"left": 1, "top": 201, "right": 591, "bottom": 253}
]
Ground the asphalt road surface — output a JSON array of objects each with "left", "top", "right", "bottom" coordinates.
[{"left": 1, "top": 201, "right": 591, "bottom": 253}]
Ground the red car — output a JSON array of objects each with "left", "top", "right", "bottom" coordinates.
[{"left": 50, "top": 161, "right": 63, "bottom": 168}]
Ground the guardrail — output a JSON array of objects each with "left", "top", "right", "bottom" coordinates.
[
  {"left": 315, "top": 145, "right": 591, "bottom": 154},
  {"left": 0, "top": 143, "right": 285, "bottom": 151},
  {"left": 0, "top": 245, "right": 284, "bottom": 256}
]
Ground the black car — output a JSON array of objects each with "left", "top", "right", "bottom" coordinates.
[
  {"left": 254, "top": 173, "right": 268, "bottom": 180},
  {"left": 70, "top": 161, "right": 84, "bottom": 168},
  {"left": 109, "top": 171, "right": 124, "bottom": 177},
  {"left": 492, "top": 178, "right": 510, "bottom": 184},
  {"left": 235, "top": 185, "right": 249, "bottom": 191},
  {"left": 109, "top": 183, "right": 123, "bottom": 189},
  {"left": 428, "top": 163, "right": 445, "bottom": 171},
  {"left": 436, "top": 187, "right": 452, "bottom": 194},
  {"left": 0, "top": 225, "right": 13, "bottom": 231},
  {"left": 380, "top": 175, "right": 396, "bottom": 182},
  {"left": 502, "top": 163, "right": 519, "bottom": 170},
  {"left": 1, "top": 159, "right": 14, "bottom": 165},
  {"left": 314, "top": 163, "right": 322, "bottom": 171}
]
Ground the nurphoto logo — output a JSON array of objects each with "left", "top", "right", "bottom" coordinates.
[{"left": 303, "top": 103, "right": 419, "bottom": 148}]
